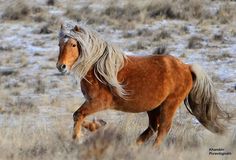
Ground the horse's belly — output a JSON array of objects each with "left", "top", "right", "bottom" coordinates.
[
  {"left": 114, "top": 102, "right": 160, "bottom": 113},
  {"left": 114, "top": 104, "right": 158, "bottom": 113},
  {"left": 114, "top": 91, "right": 167, "bottom": 113}
]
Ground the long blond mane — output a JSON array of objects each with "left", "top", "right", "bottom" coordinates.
[{"left": 59, "top": 24, "right": 127, "bottom": 97}]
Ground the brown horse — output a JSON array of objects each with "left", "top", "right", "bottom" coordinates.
[{"left": 56, "top": 24, "right": 230, "bottom": 147}]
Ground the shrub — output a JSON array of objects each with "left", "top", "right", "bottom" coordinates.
[
  {"left": 213, "top": 32, "right": 224, "bottom": 41},
  {"left": 216, "top": 3, "right": 236, "bottom": 24},
  {"left": 187, "top": 36, "right": 203, "bottom": 49},
  {"left": 38, "top": 25, "right": 53, "bottom": 34},
  {"left": 146, "top": 1, "right": 180, "bottom": 19},
  {"left": 152, "top": 46, "right": 166, "bottom": 55},
  {"left": 34, "top": 76, "right": 46, "bottom": 94},
  {"left": 153, "top": 29, "right": 171, "bottom": 41},
  {"left": 1, "top": 0, "right": 45, "bottom": 22},
  {"left": 128, "top": 41, "right": 147, "bottom": 51},
  {"left": 47, "top": 0, "right": 55, "bottom": 6},
  {"left": 65, "top": 5, "right": 93, "bottom": 22},
  {"left": 2, "top": 1, "right": 30, "bottom": 20},
  {"left": 3, "top": 97, "right": 39, "bottom": 115}
]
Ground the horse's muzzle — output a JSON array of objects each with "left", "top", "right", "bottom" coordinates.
[{"left": 56, "top": 63, "right": 67, "bottom": 73}]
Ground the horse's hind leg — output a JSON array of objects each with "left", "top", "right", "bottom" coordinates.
[
  {"left": 136, "top": 107, "right": 161, "bottom": 144},
  {"left": 153, "top": 97, "right": 182, "bottom": 148}
]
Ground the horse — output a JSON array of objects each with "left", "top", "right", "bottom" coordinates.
[{"left": 56, "top": 23, "right": 230, "bottom": 147}]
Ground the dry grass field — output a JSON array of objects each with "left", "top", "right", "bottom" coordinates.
[{"left": 0, "top": 0, "right": 236, "bottom": 159}]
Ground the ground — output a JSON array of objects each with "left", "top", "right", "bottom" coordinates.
[{"left": 0, "top": 0, "right": 235, "bottom": 160}]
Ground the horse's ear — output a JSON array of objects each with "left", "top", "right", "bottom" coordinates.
[{"left": 74, "top": 25, "right": 80, "bottom": 32}]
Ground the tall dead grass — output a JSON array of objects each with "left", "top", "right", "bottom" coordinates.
[
  {"left": 216, "top": 2, "right": 236, "bottom": 24},
  {"left": 1, "top": 0, "right": 44, "bottom": 21},
  {"left": 0, "top": 110, "right": 235, "bottom": 160},
  {"left": 64, "top": 0, "right": 236, "bottom": 29},
  {"left": 1, "top": 0, "right": 60, "bottom": 27},
  {"left": 1, "top": 1, "right": 31, "bottom": 20}
]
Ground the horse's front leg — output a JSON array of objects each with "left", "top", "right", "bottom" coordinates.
[{"left": 72, "top": 100, "right": 106, "bottom": 140}]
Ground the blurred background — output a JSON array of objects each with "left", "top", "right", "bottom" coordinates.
[{"left": 0, "top": 0, "right": 235, "bottom": 159}]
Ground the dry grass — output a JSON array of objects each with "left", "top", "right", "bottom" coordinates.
[
  {"left": 47, "top": 0, "right": 55, "bottom": 6},
  {"left": 0, "top": 112, "right": 235, "bottom": 160},
  {"left": 63, "top": 0, "right": 236, "bottom": 29},
  {"left": 207, "top": 52, "right": 233, "bottom": 61},
  {"left": 1, "top": 96, "right": 38, "bottom": 115},
  {"left": 213, "top": 32, "right": 224, "bottom": 41},
  {"left": 180, "top": 25, "right": 190, "bottom": 34},
  {"left": 1, "top": 1, "right": 31, "bottom": 20},
  {"left": 126, "top": 28, "right": 170, "bottom": 51},
  {"left": 34, "top": 77, "right": 46, "bottom": 94},
  {"left": 128, "top": 41, "right": 148, "bottom": 51},
  {"left": 137, "top": 28, "right": 153, "bottom": 37},
  {"left": 65, "top": 5, "right": 86, "bottom": 21},
  {"left": 152, "top": 46, "right": 167, "bottom": 55},
  {"left": 187, "top": 36, "right": 203, "bottom": 49},
  {"left": 1, "top": 0, "right": 44, "bottom": 22},
  {"left": 152, "top": 29, "right": 171, "bottom": 41},
  {"left": 216, "top": 2, "right": 236, "bottom": 24},
  {"left": 38, "top": 25, "right": 53, "bottom": 34},
  {"left": 64, "top": 5, "right": 99, "bottom": 24},
  {"left": 1, "top": 0, "right": 60, "bottom": 26},
  {"left": 2, "top": 0, "right": 235, "bottom": 28},
  {"left": 1, "top": 0, "right": 236, "bottom": 159},
  {"left": 102, "top": 0, "right": 210, "bottom": 25},
  {"left": 0, "top": 67, "right": 17, "bottom": 76}
]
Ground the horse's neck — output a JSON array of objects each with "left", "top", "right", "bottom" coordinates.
[{"left": 82, "top": 68, "right": 96, "bottom": 83}]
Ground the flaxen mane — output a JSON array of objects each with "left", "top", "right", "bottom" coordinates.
[{"left": 59, "top": 24, "right": 127, "bottom": 97}]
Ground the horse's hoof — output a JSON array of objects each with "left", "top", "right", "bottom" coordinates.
[
  {"left": 72, "top": 134, "right": 77, "bottom": 140},
  {"left": 98, "top": 119, "right": 107, "bottom": 126},
  {"left": 82, "top": 119, "right": 107, "bottom": 132},
  {"left": 72, "top": 132, "right": 81, "bottom": 140},
  {"left": 153, "top": 143, "right": 161, "bottom": 149}
]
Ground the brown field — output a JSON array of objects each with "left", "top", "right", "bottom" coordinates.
[{"left": 0, "top": 0, "right": 236, "bottom": 159}]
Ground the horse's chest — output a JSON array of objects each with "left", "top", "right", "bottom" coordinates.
[
  {"left": 80, "top": 78, "right": 99, "bottom": 99},
  {"left": 80, "top": 77, "right": 110, "bottom": 100}
]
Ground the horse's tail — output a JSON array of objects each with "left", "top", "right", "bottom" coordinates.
[{"left": 185, "top": 64, "right": 231, "bottom": 134}]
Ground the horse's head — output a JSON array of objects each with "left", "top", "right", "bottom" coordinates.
[{"left": 56, "top": 25, "right": 80, "bottom": 74}]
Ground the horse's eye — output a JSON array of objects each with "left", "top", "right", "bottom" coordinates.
[{"left": 72, "top": 44, "right": 76, "bottom": 47}]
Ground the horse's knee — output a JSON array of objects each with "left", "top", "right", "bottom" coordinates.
[
  {"left": 73, "top": 110, "right": 85, "bottom": 121},
  {"left": 73, "top": 111, "right": 79, "bottom": 121}
]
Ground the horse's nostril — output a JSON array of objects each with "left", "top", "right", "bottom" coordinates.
[
  {"left": 57, "top": 64, "right": 67, "bottom": 73},
  {"left": 61, "top": 64, "right": 66, "bottom": 69}
]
